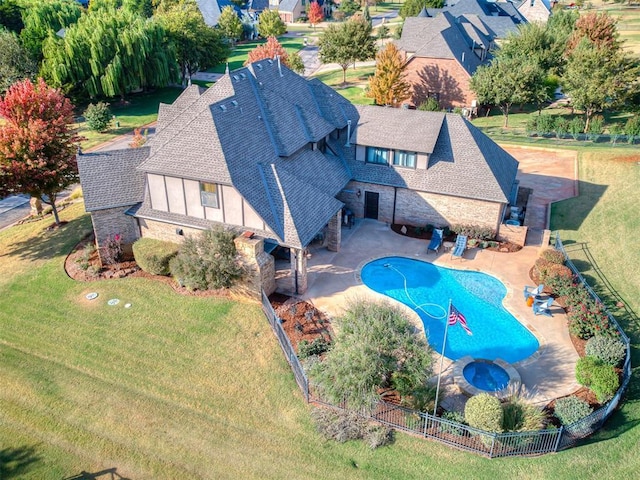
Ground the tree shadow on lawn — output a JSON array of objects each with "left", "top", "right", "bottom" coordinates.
[
  {"left": 63, "top": 467, "right": 131, "bottom": 480},
  {"left": 1, "top": 214, "right": 92, "bottom": 263},
  {"left": 0, "top": 445, "right": 41, "bottom": 479}
]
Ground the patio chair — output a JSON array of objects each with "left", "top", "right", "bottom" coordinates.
[
  {"left": 523, "top": 284, "right": 544, "bottom": 301},
  {"left": 427, "top": 228, "right": 444, "bottom": 254},
  {"left": 533, "top": 297, "right": 554, "bottom": 316},
  {"left": 451, "top": 235, "right": 468, "bottom": 259}
]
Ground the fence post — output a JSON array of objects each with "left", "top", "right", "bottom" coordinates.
[{"left": 553, "top": 426, "right": 564, "bottom": 452}]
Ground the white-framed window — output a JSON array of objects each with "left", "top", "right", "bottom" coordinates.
[
  {"left": 200, "top": 182, "right": 219, "bottom": 208},
  {"left": 393, "top": 150, "right": 417, "bottom": 168},
  {"left": 366, "top": 146, "right": 389, "bottom": 165}
]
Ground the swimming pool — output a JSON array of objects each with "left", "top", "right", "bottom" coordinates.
[{"left": 360, "top": 257, "right": 539, "bottom": 363}]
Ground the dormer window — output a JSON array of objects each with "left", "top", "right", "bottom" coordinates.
[
  {"left": 366, "top": 146, "right": 389, "bottom": 165},
  {"left": 200, "top": 182, "right": 219, "bottom": 208},
  {"left": 393, "top": 150, "right": 417, "bottom": 168}
]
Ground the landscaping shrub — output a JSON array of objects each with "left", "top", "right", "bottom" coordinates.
[
  {"left": 533, "top": 257, "right": 552, "bottom": 281},
  {"left": 440, "top": 411, "right": 467, "bottom": 436},
  {"left": 540, "top": 263, "right": 573, "bottom": 285},
  {"left": 75, "top": 242, "right": 95, "bottom": 271},
  {"left": 502, "top": 395, "right": 547, "bottom": 432},
  {"left": 624, "top": 115, "right": 640, "bottom": 143},
  {"left": 83, "top": 102, "right": 112, "bottom": 132},
  {"left": 546, "top": 273, "right": 575, "bottom": 297},
  {"left": 132, "top": 238, "right": 179, "bottom": 276},
  {"left": 562, "top": 282, "right": 591, "bottom": 310},
  {"left": 568, "top": 298, "right": 617, "bottom": 339},
  {"left": 418, "top": 97, "right": 440, "bottom": 111},
  {"left": 553, "top": 396, "right": 593, "bottom": 425},
  {"left": 587, "top": 115, "right": 604, "bottom": 142},
  {"left": 449, "top": 224, "right": 494, "bottom": 240},
  {"left": 585, "top": 335, "right": 626, "bottom": 367},
  {"left": 540, "top": 248, "right": 564, "bottom": 265},
  {"left": 298, "top": 337, "right": 330, "bottom": 359},
  {"left": 464, "top": 393, "right": 503, "bottom": 433},
  {"left": 169, "top": 227, "right": 243, "bottom": 290},
  {"left": 311, "top": 408, "right": 393, "bottom": 448},
  {"left": 568, "top": 117, "right": 585, "bottom": 140},
  {"left": 554, "top": 117, "right": 569, "bottom": 139},
  {"left": 364, "top": 424, "right": 394, "bottom": 449},
  {"left": 575, "top": 356, "right": 619, "bottom": 403},
  {"left": 536, "top": 114, "right": 555, "bottom": 135}
]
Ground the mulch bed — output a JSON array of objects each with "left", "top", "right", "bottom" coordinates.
[{"left": 390, "top": 224, "right": 522, "bottom": 253}]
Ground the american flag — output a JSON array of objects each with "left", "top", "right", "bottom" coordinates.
[{"left": 448, "top": 303, "right": 472, "bottom": 336}]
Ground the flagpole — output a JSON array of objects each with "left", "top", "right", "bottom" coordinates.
[{"left": 433, "top": 299, "right": 452, "bottom": 417}]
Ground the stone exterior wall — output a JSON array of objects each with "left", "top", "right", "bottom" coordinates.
[
  {"left": 138, "top": 218, "right": 204, "bottom": 243},
  {"left": 91, "top": 207, "right": 140, "bottom": 262},
  {"left": 234, "top": 236, "right": 276, "bottom": 301},
  {"left": 338, "top": 181, "right": 504, "bottom": 230},
  {"left": 497, "top": 224, "right": 528, "bottom": 247},
  {"left": 404, "top": 57, "right": 477, "bottom": 109}
]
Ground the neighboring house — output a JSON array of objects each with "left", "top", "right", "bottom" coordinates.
[
  {"left": 77, "top": 62, "right": 518, "bottom": 295},
  {"left": 516, "top": 0, "right": 552, "bottom": 23},
  {"left": 197, "top": 0, "right": 242, "bottom": 27},
  {"left": 274, "top": 0, "right": 329, "bottom": 22},
  {"left": 397, "top": 0, "right": 528, "bottom": 110}
]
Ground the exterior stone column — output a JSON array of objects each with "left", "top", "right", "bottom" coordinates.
[
  {"left": 290, "top": 247, "right": 307, "bottom": 294},
  {"left": 234, "top": 236, "right": 276, "bottom": 300},
  {"left": 327, "top": 210, "right": 341, "bottom": 252}
]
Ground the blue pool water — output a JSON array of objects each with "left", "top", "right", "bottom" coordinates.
[
  {"left": 360, "top": 257, "right": 539, "bottom": 362},
  {"left": 463, "top": 362, "right": 510, "bottom": 392}
]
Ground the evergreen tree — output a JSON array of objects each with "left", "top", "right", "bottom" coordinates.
[
  {"left": 399, "top": 0, "right": 444, "bottom": 19},
  {"left": 367, "top": 43, "right": 410, "bottom": 106},
  {"left": 0, "top": 0, "right": 24, "bottom": 33},
  {"left": 0, "top": 29, "right": 36, "bottom": 92}
]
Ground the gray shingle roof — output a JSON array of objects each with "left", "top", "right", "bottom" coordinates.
[
  {"left": 77, "top": 147, "right": 150, "bottom": 212},
  {"left": 351, "top": 106, "right": 444, "bottom": 154},
  {"left": 338, "top": 108, "right": 518, "bottom": 203},
  {"left": 278, "top": 0, "right": 299, "bottom": 12},
  {"left": 197, "top": 0, "right": 240, "bottom": 27}
]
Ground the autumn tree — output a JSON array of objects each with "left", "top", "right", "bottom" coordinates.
[
  {"left": 318, "top": 16, "right": 377, "bottom": 85},
  {"left": 308, "top": 1, "right": 324, "bottom": 30},
  {"left": 244, "top": 36, "right": 304, "bottom": 73},
  {"left": 158, "top": 2, "right": 229, "bottom": 86},
  {"left": 367, "top": 43, "right": 410, "bottom": 106},
  {"left": 0, "top": 29, "right": 37, "bottom": 92},
  {"left": 41, "top": 7, "right": 177, "bottom": 99},
  {"left": 0, "top": 78, "right": 82, "bottom": 225},
  {"left": 567, "top": 11, "right": 620, "bottom": 55},
  {"left": 257, "top": 9, "right": 286, "bottom": 38},
  {"left": 217, "top": 5, "right": 242, "bottom": 46}
]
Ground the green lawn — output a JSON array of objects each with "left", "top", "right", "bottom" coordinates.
[
  {"left": 311, "top": 66, "right": 376, "bottom": 105},
  {"left": 208, "top": 37, "right": 306, "bottom": 74},
  {"left": 76, "top": 87, "right": 183, "bottom": 150},
  {"left": 2, "top": 147, "right": 640, "bottom": 478}
]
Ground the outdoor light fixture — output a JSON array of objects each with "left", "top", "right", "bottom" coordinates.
[{"left": 356, "top": 189, "right": 362, "bottom": 198}]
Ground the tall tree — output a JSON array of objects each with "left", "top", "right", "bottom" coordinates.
[
  {"left": 470, "top": 55, "right": 546, "bottom": 127},
  {"left": 308, "top": 1, "right": 324, "bottom": 30},
  {"left": 318, "top": 16, "right": 377, "bottom": 85},
  {"left": 217, "top": 5, "right": 242, "bottom": 46},
  {"left": 158, "top": 2, "right": 229, "bottom": 86},
  {"left": 257, "top": 9, "right": 285, "bottom": 38},
  {"left": 0, "top": 78, "right": 81, "bottom": 225},
  {"left": 41, "top": 7, "right": 177, "bottom": 99},
  {"left": 0, "top": 0, "right": 24, "bottom": 33},
  {"left": 244, "top": 36, "right": 304, "bottom": 74},
  {"left": 0, "top": 29, "right": 36, "bottom": 92},
  {"left": 562, "top": 38, "right": 639, "bottom": 132},
  {"left": 19, "top": 0, "right": 82, "bottom": 60},
  {"left": 399, "top": 0, "right": 444, "bottom": 19},
  {"left": 367, "top": 43, "right": 410, "bottom": 106},
  {"left": 567, "top": 11, "right": 621, "bottom": 55}
]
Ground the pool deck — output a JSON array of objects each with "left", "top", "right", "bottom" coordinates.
[{"left": 292, "top": 144, "right": 580, "bottom": 411}]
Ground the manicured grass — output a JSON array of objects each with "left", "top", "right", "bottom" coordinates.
[
  {"left": 3, "top": 166, "right": 640, "bottom": 478},
  {"left": 76, "top": 87, "right": 183, "bottom": 150},
  {"left": 311, "top": 66, "right": 375, "bottom": 105},
  {"left": 208, "top": 37, "right": 306, "bottom": 74}
]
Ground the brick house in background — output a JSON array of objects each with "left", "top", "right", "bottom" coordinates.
[
  {"left": 397, "top": 0, "right": 527, "bottom": 110},
  {"left": 77, "top": 62, "right": 518, "bottom": 295}
]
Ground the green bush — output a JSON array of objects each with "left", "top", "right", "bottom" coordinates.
[
  {"left": 440, "top": 411, "right": 467, "bottom": 436},
  {"left": 575, "top": 356, "right": 619, "bottom": 403},
  {"left": 553, "top": 396, "right": 593, "bottom": 425},
  {"left": 132, "top": 238, "right": 179, "bottom": 276},
  {"left": 298, "top": 337, "right": 330, "bottom": 359},
  {"left": 568, "top": 298, "right": 617, "bottom": 339},
  {"left": 568, "top": 117, "right": 585, "bottom": 140},
  {"left": 586, "top": 335, "right": 626, "bottom": 366},
  {"left": 464, "top": 393, "right": 503, "bottom": 433},
  {"left": 169, "top": 227, "right": 243, "bottom": 290},
  {"left": 418, "top": 97, "right": 440, "bottom": 111},
  {"left": 540, "top": 263, "right": 573, "bottom": 285},
  {"left": 502, "top": 395, "right": 547, "bottom": 432},
  {"left": 83, "top": 102, "right": 112, "bottom": 132},
  {"left": 546, "top": 273, "right": 575, "bottom": 297},
  {"left": 540, "top": 248, "right": 564, "bottom": 265},
  {"left": 624, "top": 115, "right": 640, "bottom": 142},
  {"left": 533, "top": 257, "right": 552, "bottom": 281},
  {"left": 588, "top": 115, "right": 604, "bottom": 135},
  {"left": 536, "top": 114, "right": 555, "bottom": 134},
  {"left": 554, "top": 117, "right": 569, "bottom": 139},
  {"left": 449, "top": 224, "right": 494, "bottom": 240}
]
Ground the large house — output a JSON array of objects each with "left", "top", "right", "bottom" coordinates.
[
  {"left": 397, "top": 0, "right": 529, "bottom": 110},
  {"left": 77, "top": 62, "right": 519, "bottom": 295}
]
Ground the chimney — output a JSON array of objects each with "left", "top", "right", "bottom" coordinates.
[{"left": 345, "top": 120, "right": 352, "bottom": 147}]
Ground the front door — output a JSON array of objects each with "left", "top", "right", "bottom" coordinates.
[{"left": 364, "top": 191, "right": 379, "bottom": 220}]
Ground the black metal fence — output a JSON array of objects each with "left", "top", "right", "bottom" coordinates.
[{"left": 260, "top": 233, "right": 631, "bottom": 456}]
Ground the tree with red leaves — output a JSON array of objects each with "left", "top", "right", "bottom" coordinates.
[
  {"left": 244, "top": 36, "right": 305, "bottom": 73},
  {"left": 0, "top": 78, "right": 82, "bottom": 225},
  {"left": 308, "top": 1, "right": 324, "bottom": 31},
  {"left": 566, "top": 11, "right": 621, "bottom": 55}
]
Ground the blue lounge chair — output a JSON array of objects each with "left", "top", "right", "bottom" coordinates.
[
  {"left": 533, "top": 297, "right": 554, "bottom": 316},
  {"left": 427, "top": 228, "right": 444, "bottom": 253},
  {"left": 524, "top": 284, "right": 544, "bottom": 301},
  {"left": 451, "top": 235, "right": 467, "bottom": 259}
]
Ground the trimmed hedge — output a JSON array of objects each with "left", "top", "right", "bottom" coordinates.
[
  {"left": 464, "top": 393, "right": 503, "bottom": 433},
  {"left": 132, "top": 238, "right": 179, "bottom": 276},
  {"left": 585, "top": 335, "right": 626, "bottom": 367},
  {"left": 553, "top": 396, "right": 593, "bottom": 425},
  {"left": 575, "top": 356, "right": 619, "bottom": 403}
]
